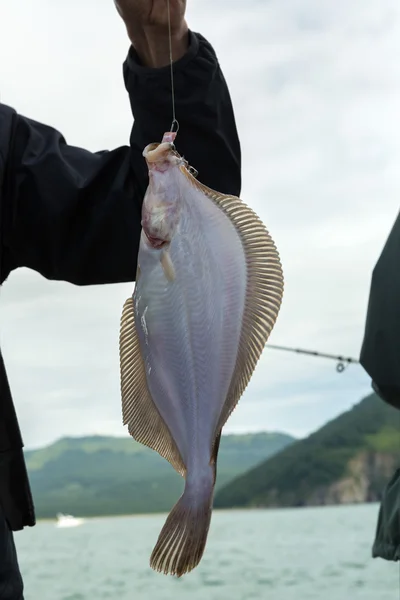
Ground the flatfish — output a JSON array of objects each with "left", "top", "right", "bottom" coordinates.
[{"left": 119, "top": 132, "right": 284, "bottom": 576}]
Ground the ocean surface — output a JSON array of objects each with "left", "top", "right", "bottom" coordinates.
[{"left": 15, "top": 504, "right": 398, "bottom": 600}]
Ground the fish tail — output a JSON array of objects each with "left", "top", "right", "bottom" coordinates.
[{"left": 150, "top": 464, "right": 215, "bottom": 577}]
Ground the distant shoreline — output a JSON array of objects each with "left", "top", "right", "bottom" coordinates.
[{"left": 36, "top": 502, "right": 380, "bottom": 524}]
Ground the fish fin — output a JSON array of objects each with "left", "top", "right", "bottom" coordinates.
[
  {"left": 119, "top": 297, "right": 186, "bottom": 477},
  {"left": 160, "top": 248, "right": 175, "bottom": 282},
  {"left": 180, "top": 166, "right": 284, "bottom": 434},
  {"left": 150, "top": 464, "right": 215, "bottom": 577}
]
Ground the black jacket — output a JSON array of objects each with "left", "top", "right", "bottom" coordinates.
[
  {"left": 359, "top": 212, "right": 400, "bottom": 562},
  {"left": 0, "top": 31, "right": 241, "bottom": 531}
]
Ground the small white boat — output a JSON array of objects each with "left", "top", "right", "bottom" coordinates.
[{"left": 55, "top": 513, "right": 85, "bottom": 528}]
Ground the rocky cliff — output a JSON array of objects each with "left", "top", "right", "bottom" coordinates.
[{"left": 214, "top": 393, "right": 399, "bottom": 509}]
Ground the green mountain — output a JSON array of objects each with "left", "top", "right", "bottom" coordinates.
[
  {"left": 214, "top": 393, "right": 399, "bottom": 509},
  {"left": 25, "top": 432, "right": 295, "bottom": 519}
]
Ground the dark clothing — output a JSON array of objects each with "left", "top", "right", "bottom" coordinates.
[
  {"left": 360, "top": 211, "right": 400, "bottom": 411},
  {"left": 360, "top": 212, "right": 400, "bottom": 562},
  {"left": 2, "top": 33, "right": 240, "bottom": 292},
  {"left": 372, "top": 468, "right": 400, "bottom": 562},
  {"left": 0, "top": 30, "right": 240, "bottom": 595},
  {"left": 0, "top": 508, "right": 23, "bottom": 600}
]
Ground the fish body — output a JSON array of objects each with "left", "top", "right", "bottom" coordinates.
[{"left": 119, "top": 134, "right": 283, "bottom": 577}]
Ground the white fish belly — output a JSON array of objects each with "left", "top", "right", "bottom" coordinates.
[{"left": 134, "top": 180, "right": 247, "bottom": 471}]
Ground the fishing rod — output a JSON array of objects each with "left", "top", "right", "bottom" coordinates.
[{"left": 265, "top": 344, "right": 360, "bottom": 373}]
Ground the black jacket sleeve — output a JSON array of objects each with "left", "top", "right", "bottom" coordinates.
[{"left": 2, "top": 31, "right": 241, "bottom": 286}]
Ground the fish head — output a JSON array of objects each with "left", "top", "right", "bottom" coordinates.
[{"left": 141, "top": 139, "right": 183, "bottom": 248}]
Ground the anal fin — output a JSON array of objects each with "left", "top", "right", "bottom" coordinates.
[{"left": 119, "top": 297, "right": 185, "bottom": 476}]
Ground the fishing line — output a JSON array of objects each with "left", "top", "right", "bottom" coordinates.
[
  {"left": 266, "top": 343, "right": 360, "bottom": 373},
  {"left": 166, "top": 0, "right": 179, "bottom": 134}
]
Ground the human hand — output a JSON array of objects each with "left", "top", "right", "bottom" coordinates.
[
  {"left": 114, "top": 0, "right": 188, "bottom": 66},
  {"left": 115, "top": 0, "right": 186, "bottom": 34}
]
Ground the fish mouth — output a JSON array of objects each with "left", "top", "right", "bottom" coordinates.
[{"left": 144, "top": 231, "right": 169, "bottom": 249}]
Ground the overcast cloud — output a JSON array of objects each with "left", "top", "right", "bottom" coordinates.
[{"left": 0, "top": 0, "right": 399, "bottom": 449}]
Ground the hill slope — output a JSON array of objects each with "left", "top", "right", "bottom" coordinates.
[
  {"left": 214, "top": 393, "right": 399, "bottom": 509},
  {"left": 25, "top": 432, "right": 294, "bottom": 518}
]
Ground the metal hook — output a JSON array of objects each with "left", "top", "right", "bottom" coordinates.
[{"left": 170, "top": 119, "right": 179, "bottom": 135}]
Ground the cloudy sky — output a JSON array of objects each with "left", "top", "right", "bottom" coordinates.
[{"left": 0, "top": 0, "right": 399, "bottom": 449}]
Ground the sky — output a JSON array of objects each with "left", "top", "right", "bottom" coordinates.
[{"left": 0, "top": 0, "right": 399, "bottom": 449}]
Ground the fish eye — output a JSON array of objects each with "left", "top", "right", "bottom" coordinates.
[{"left": 170, "top": 143, "right": 175, "bottom": 150}]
